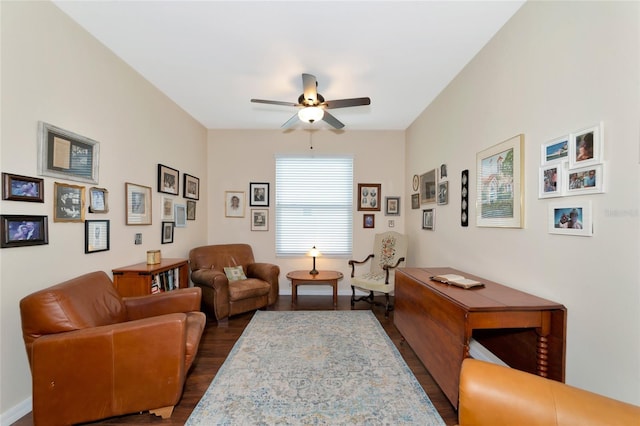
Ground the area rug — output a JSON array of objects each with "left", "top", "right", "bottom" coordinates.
[{"left": 186, "top": 310, "right": 445, "bottom": 425}]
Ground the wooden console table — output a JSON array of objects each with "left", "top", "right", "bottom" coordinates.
[{"left": 394, "top": 267, "right": 566, "bottom": 408}]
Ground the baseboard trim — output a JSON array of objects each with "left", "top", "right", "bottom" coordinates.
[{"left": 1, "top": 397, "right": 31, "bottom": 426}]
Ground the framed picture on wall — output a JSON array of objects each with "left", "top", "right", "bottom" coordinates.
[
  {"left": 358, "top": 183, "right": 381, "bottom": 211},
  {"left": 539, "top": 164, "right": 564, "bottom": 199},
  {"left": 2, "top": 173, "right": 44, "bottom": 202},
  {"left": 186, "top": 200, "right": 196, "bottom": 220},
  {"left": 385, "top": 196, "right": 400, "bottom": 216},
  {"left": 158, "top": 164, "right": 179, "bottom": 195},
  {"left": 363, "top": 214, "right": 375, "bottom": 228},
  {"left": 85, "top": 219, "right": 109, "bottom": 253},
  {"left": 569, "top": 123, "right": 602, "bottom": 169},
  {"left": 1, "top": 214, "right": 49, "bottom": 248},
  {"left": 174, "top": 204, "right": 187, "bottom": 227},
  {"left": 548, "top": 200, "right": 592, "bottom": 237},
  {"left": 88, "top": 187, "right": 109, "bottom": 213},
  {"left": 183, "top": 174, "right": 200, "bottom": 200},
  {"left": 161, "top": 221, "right": 174, "bottom": 244},
  {"left": 250, "top": 182, "right": 269, "bottom": 206},
  {"left": 251, "top": 209, "right": 268, "bottom": 231},
  {"left": 54, "top": 182, "right": 85, "bottom": 222},
  {"left": 419, "top": 170, "right": 436, "bottom": 204},
  {"left": 125, "top": 182, "right": 152, "bottom": 225},
  {"left": 422, "top": 208, "right": 435, "bottom": 230},
  {"left": 225, "top": 191, "right": 245, "bottom": 217},
  {"left": 162, "top": 196, "right": 175, "bottom": 221}
]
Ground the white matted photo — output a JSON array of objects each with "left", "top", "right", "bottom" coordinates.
[
  {"left": 548, "top": 200, "right": 592, "bottom": 236},
  {"left": 539, "top": 163, "right": 564, "bottom": 199},
  {"left": 569, "top": 123, "right": 602, "bottom": 169},
  {"left": 251, "top": 209, "right": 268, "bottom": 231},
  {"left": 566, "top": 164, "right": 604, "bottom": 195},
  {"left": 225, "top": 191, "right": 245, "bottom": 218},
  {"left": 161, "top": 196, "right": 174, "bottom": 221},
  {"left": 541, "top": 135, "right": 569, "bottom": 165}
]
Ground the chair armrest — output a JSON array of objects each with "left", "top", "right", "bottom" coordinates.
[
  {"left": 382, "top": 256, "right": 405, "bottom": 284},
  {"left": 124, "top": 287, "right": 202, "bottom": 320},
  {"left": 348, "top": 254, "right": 374, "bottom": 277},
  {"left": 30, "top": 314, "right": 189, "bottom": 418},
  {"left": 190, "top": 268, "right": 229, "bottom": 291},
  {"left": 247, "top": 263, "right": 280, "bottom": 305}
]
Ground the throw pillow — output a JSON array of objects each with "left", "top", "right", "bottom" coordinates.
[{"left": 224, "top": 266, "right": 247, "bottom": 281}]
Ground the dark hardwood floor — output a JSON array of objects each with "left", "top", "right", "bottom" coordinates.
[{"left": 13, "top": 295, "right": 458, "bottom": 425}]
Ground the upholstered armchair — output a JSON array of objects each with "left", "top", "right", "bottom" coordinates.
[
  {"left": 19, "top": 271, "right": 206, "bottom": 425},
  {"left": 189, "top": 244, "right": 280, "bottom": 324},
  {"left": 349, "top": 231, "right": 408, "bottom": 316}
]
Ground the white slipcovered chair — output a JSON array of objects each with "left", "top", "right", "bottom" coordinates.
[{"left": 348, "top": 231, "right": 408, "bottom": 316}]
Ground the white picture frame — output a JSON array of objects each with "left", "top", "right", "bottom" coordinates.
[
  {"left": 225, "top": 191, "right": 245, "bottom": 218},
  {"left": 548, "top": 200, "right": 592, "bottom": 236},
  {"left": 569, "top": 123, "right": 603, "bottom": 169},
  {"left": 161, "top": 196, "right": 174, "bottom": 221},
  {"left": 541, "top": 135, "right": 569, "bottom": 165},
  {"left": 539, "top": 163, "right": 564, "bottom": 199},
  {"left": 251, "top": 209, "right": 268, "bottom": 231},
  {"left": 566, "top": 164, "right": 604, "bottom": 196}
]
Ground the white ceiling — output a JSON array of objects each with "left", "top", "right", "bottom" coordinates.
[{"left": 52, "top": 1, "right": 524, "bottom": 131}]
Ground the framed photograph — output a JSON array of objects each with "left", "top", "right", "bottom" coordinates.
[
  {"left": 250, "top": 182, "right": 269, "bottom": 206},
  {"left": 569, "top": 123, "right": 602, "bottom": 169},
  {"left": 567, "top": 164, "right": 604, "bottom": 195},
  {"left": 439, "top": 164, "right": 448, "bottom": 180},
  {"left": 2, "top": 173, "right": 44, "bottom": 202},
  {"left": 549, "top": 201, "right": 592, "bottom": 236},
  {"left": 186, "top": 200, "right": 196, "bottom": 220},
  {"left": 1, "top": 215, "right": 48, "bottom": 248},
  {"left": 363, "top": 214, "right": 375, "bottom": 228},
  {"left": 183, "top": 174, "right": 200, "bottom": 200},
  {"left": 161, "top": 221, "right": 174, "bottom": 244},
  {"left": 54, "top": 182, "right": 85, "bottom": 222},
  {"left": 357, "top": 183, "right": 381, "bottom": 211},
  {"left": 161, "top": 196, "right": 175, "bottom": 221},
  {"left": 157, "top": 164, "right": 179, "bottom": 195},
  {"left": 125, "top": 182, "right": 152, "bottom": 225},
  {"left": 85, "top": 219, "right": 109, "bottom": 253},
  {"left": 385, "top": 196, "right": 400, "bottom": 216},
  {"left": 174, "top": 203, "right": 187, "bottom": 227},
  {"left": 422, "top": 208, "right": 435, "bottom": 230},
  {"left": 539, "top": 164, "right": 564, "bottom": 199},
  {"left": 412, "top": 174, "right": 420, "bottom": 192},
  {"left": 420, "top": 170, "right": 436, "bottom": 204},
  {"left": 225, "top": 191, "right": 245, "bottom": 217},
  {"left": 411, "top": 193, "right": 420, "bottom": 209},
  {"left": 38, "top": 121, "right": 100, "bottom": 184},
  {"left": 541, "top": 135, "right": 569, "bottom": 165},
  {"left": 251, "top": 209, "right": 269, "bottom": 231},
  {"left": 88, "top": 187, "right": 109, "bottom": 213},
  {"left": 476, "top": 134, "right": 524, "bottom": 228},
  {"left": 437, "top": 181, "right": 449, "bottom": 205}
]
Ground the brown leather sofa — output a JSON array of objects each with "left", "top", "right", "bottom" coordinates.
[
  {"left": 189, "top": 244, "right": 279, "bottom": 324},
  {"left": 458, "top": 359, "right": 640, "bottom": 425},
  {"left": 19, "top": 271, "right": 206, "bottom": 426}
]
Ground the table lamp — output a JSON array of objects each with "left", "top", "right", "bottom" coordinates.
[{"left": 308, "top": 246, "right": 320, "bottom": 275}]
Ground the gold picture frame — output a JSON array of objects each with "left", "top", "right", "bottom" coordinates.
[{"left": 53, "top": 182, "right": 85, "bottom": 222}]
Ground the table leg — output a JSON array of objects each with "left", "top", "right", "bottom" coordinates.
[
  {"left": 333, "top": 280, "right": 337, "bottom": 307},
  {"left": 291, "top": 281, "right": 297, "bottom": 306}
]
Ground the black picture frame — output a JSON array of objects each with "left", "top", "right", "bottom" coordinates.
[
  {"left": 186, "top": 200, "right": 196, "bottom": 220},
  {"left": 157, "top": 164, "right": 179, "bottom": 195},
  {"left": 183, "top": 173, "right": 200, "bottom": 200},
  {"left": 249, "top": 182, "right": 269, "bottom": 206},
  {"left": 2, "top": 173, "right": 44, "bottom": 202},
  {"left": 1, "top": 215, "right": 49, "bottom": 248},
  {"left": 161, "top": 221, "right": 174, "bottom": 244},
  {"left": 85, "top": 220, "right": 110, "bottom": 253}
]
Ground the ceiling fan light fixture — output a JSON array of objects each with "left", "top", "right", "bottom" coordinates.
[{"left": 298, "top": 106, "right": 324, "bottom": 124}]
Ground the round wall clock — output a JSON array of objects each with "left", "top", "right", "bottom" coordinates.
[
  {"left": 412, "top": 174, "right": 419, "bottom": 191},
  {"left": 461, "top": 169, "right": 469, "bottom": 227}
]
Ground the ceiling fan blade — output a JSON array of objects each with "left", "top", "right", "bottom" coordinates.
[
  {"left": 281, "top": 113, "right": 300, "bottom": 129},
  {"left": 322, "top": 111, "right": 345, "bottom": 129},
  {"left": 251, "top": 98, "right": 299, "bottom": 107},
  {"left": 302, "top": 73, "right": 318, "bottom": 104},
  {"left": 323, "top": 97, "right": 371, "bottom": 109}
]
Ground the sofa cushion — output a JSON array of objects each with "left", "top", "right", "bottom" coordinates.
[
  {"left": 224, "top": 266, "right": 247, "bottom": 281},
  {"left": 228, "top": 278, "right": 270, "bottom": 301}
]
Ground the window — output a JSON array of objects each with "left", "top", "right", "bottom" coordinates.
[{"left": 275, "top": 156, "right": 353, "bottom": 256}]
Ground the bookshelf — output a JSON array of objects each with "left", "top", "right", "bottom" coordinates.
[{"left": 112, "top": 258, "right": 189, "bottom": 297}]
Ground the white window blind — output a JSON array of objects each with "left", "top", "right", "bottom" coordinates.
[{"left": 276, "top": 156, "right": 353, "bottom": 256}]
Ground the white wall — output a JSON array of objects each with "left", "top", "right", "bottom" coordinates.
[
  {"left": 207, "top": 129, "right": 406, "bottom": 295},
  {"left": 406, "top": 1, "right": 639, "bottom": 404},
  {"left": 0, "top": 2, "right": 208, "bottom": 422}
]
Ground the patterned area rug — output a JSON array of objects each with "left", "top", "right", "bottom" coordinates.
[{"left": 186, "top": 310, "right": 445, "bottom": 425}]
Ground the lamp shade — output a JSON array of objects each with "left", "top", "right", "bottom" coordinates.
[
  {"left": 298, "top": 107, "right": 324, "bottom": 123},
  {"left": 308, "top": 246, "right": 321, "bottom": 258}
]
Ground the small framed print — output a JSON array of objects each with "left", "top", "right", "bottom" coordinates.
[
  {"left": 412, "top": 174, "right": 419, "bottom": 191},
  {"left": 183, "top": 174, "right": 200, "bottom": 200},
  {"left": 158, "top": 164, "right": 179, "bottom": 195},
  {"left": 251, "top": 209, "right": 268, "bottom": 231},
  {"left": 439, "top": 164, "right": 448, "bottom": 180},
  {"left": 549, "top": 201, "right": 592, "bottom": 236},
  {"left": 88, "top": 187, "right": 109, "bottom": 213},
  {"left": 542, "top": 135, "right": 569, "bottom": 165},
  {"left": 125, "top": 182, "right": 152, "bottom": 225},
  {"left": 437, "top": 181, "right": 448, "bottom": 205},
  {"left": 567, "top": 164, "right": 604, "bottom": 195},
  {"left": 358, "top": 184, "right": 381, "bottom": 211},
  {"left": 569, "top": 123, "right": 602, "bottom": 169},
  {"left": 539, "top": 164, "right": 564, "bottom": 199},
  {"left": 38, "top": 121, "right": 99, "bottom": 184},
  {"left": 363, "top": 214, "right": 375, "bottom": 228},
  {"left": 54, "top": 182, "right": 85, "bottom": 222},
  {"left": 411, "top": 193, "right": 420, "bottom": 209},
  {"left": 225, "top": 191, "right": 245, "bottom": 217},
  {"left": 174, "top": 204, "right": 187, "bottom": 227},
  {"left": 186, "top": 200, "right": 196, "bottom": 220},
  {"left": 385, "top": 196, "right": 400, "bottom": 216},
  {"left": 1, "top": 215, "right": 49, "bottom": 248},
  {"left": 250, "top": 182, "right": 269, "bottom": 207},
  {"left": 422, "top": 208, "right": 435, "bottom": 230},
  {"left": 2, "top": 173, "right": 44, "bottom": 202},
  {"left": 85, "top": 219, "right": 109, "bottom": 253},
  {"left": 420, "top": 170, "right": 436, "bottom": 204},
  {"left": 161, "top": 221, "right": 174, "bottom": 244},
  {"left": 161, "top": 196, "right": 175, "bottom": 221}
]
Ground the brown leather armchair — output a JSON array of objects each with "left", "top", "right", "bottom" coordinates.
[
  {"left": 459, "top": 359, "right": 640, "bottom": 425},
  {"left": 19, "top": 271, "right": 206, "bottom": 426},
  {"left": 189, "top": 244, "right": 279, "bottom": 324}
]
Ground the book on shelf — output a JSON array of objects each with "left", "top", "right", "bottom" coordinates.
[{"left": 430, "top": 274, "right": 484, "bottom": 289}]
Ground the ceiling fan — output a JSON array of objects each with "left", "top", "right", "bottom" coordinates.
[{"left": 251, "top": 73, "right": 371, "bottom": 129}]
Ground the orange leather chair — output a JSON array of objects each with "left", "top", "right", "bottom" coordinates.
[
  {"left": 458, "top": 359, "right": 640, "bottom": 425},
  {"left": 189, "top": 244, "right": 279, "bottom": 324},
  {"left": 20, "top": 271, "right": 206, "bottom": 425}
]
